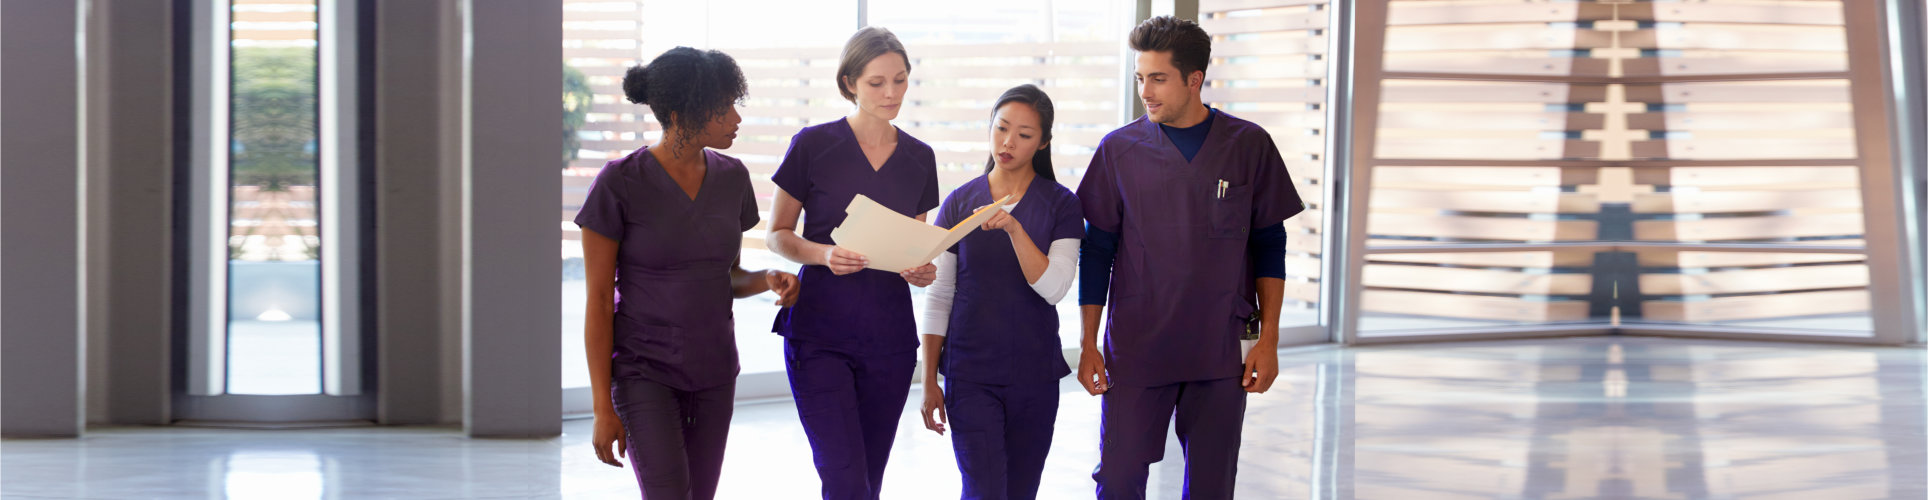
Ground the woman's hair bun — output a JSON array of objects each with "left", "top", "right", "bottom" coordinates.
[{"left": 622, "top": 65, "right": 649, "bottom": 105}]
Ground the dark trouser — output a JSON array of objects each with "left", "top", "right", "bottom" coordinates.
[
  {"left": 1092, "top": 377, "right": 1246, "bottom": 500},
  {"left": 612, "top": 377, "right": 736, "bottom": 500},
  {"left": 785, "top": 339, "right": 916, "bottom": 500},
  {"left": 946, "top": 378, "right": 1060, "bottom": 500}
]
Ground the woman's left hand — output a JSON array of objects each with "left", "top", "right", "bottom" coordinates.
[
  {"left": 765, "top": 270, "right": 800, "bottom": 307},
  {"left": 901, "top": 263, "right": 936, "bottom": 287},
  {"left": 919, "top": 382, "right": 947, "bottom": 435}
]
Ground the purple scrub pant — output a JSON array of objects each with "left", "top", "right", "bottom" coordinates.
[
  {"left": 945, "top": 378, "right": 1060, "bottom": 500},
  {"left": 785, "top": 339, "right": 916, "bottom": 500},
  {"left": 613, "top": 378, "right": 736, "bottom": 500},
  {"left": 1092, "top": 377, "right": 1247, "bottom": 500}
]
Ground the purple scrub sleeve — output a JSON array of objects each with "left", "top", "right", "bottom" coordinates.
[{"left": 575, "top": 161, "right": 629, "bottom": 242}]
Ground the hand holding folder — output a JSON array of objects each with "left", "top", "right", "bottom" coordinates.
[{"left": 829, "top": 194, "right": 1013, "bottom": 273}]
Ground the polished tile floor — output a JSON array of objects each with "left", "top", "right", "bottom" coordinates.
[{"left": 6, "top": 337, "right": 1926, "bottom": 499}]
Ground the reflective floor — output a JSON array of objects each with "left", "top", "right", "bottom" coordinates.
[{"left": 6, "top": 337, "right": 1926, "bottom": 499}]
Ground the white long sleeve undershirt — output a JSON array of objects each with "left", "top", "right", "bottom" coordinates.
[{"left": 921, "top": 200, "right": 1080, "bottom": 337}]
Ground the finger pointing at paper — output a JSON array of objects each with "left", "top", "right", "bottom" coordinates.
[{"left": 978, "top": 207, "right": 1019, "bottom": 234}]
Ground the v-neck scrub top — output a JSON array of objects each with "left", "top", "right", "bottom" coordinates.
[
  {"left": 930, "top": 174, "right": 1083, "bottom": 385},
  {"left": 770, "top": 118, "right": 941, "bottom": 354},
  {"left": 1075, "top": 111, "right": 1305, "bottom": 387},
  {"left": 573, "top": 147, "right": 761, "bottom": 392}
]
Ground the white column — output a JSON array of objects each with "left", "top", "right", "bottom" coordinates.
[
  {"left": 462, "top": 0, "right": 564, "bottom": 437},
  {"left": 2, "top": 0, "right": 85, "bottom": 437}
]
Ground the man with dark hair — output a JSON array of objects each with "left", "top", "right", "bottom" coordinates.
[{"left": 1075, "top": 15, "right": 1304, "bottom": 500}]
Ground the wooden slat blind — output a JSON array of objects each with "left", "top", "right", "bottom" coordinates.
[
  {"left": 1201, "top": 0, "right": 1333, "bottom": 310},
  {"left": 561, "top": 1, "right": 1128, "bottom": 255}
]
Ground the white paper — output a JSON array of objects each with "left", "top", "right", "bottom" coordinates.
[{"left": 829, "top": 194, "right": 1012, "bottom": 273}]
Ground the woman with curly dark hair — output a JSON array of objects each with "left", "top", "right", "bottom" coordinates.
[{"left": 573, "top": 46, "right": 800, "bottom": 500}]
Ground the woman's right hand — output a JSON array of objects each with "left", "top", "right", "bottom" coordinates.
[
  {"left": 978, "top": 206, "right": 1019, "bottom": 234},
  {"left": 919, "top": 382, "right": 948, "bottom": 435},
  {"left": 591, "top": 412, "right": 627, "bottom": 468},
  {"left": 824, "top": 245, "right": 869, "bottom": 275}
]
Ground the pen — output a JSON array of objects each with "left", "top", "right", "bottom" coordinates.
[{"left": 1217, "top": 180, "right": 1227, "bottom": 199}]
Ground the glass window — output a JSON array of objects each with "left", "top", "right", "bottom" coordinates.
[
  {"left": 560, "top": 1, "right": 1334, "bottom": 388},
  {"left": 226, "top": 0, "right": 323, "bottom": 394},
  {"left": 561, "top": 0, "right": 650, "bottom": 391},
  {"left": 1356, "top": 0, "right": 1871, "bottom": 337},
  {"left": 1200, "top": 0, "right": 1334, "bottom": 330}
]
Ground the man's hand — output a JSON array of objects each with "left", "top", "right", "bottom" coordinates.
[
  {"left": 1078, "top": 346, "right": 1110, "bottom": 395},
  {"left": 1241, "top": 345, "right": 1279, "bottom": 393}
]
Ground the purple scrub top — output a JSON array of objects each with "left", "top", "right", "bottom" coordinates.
[
  {"left": 573, "top": 147, "right": 761, "bottom": 392},
  {"left": 770, "top": 118, "right": 940, "bottom": 354},
  {"left": 1075, "top": 110, "right": 1305, "bottom": 387},
  {"left": 933, "top": 174, "right": 1084, "bottom": 385}
]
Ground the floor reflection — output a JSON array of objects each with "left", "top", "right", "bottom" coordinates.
[
  {"left": 3, "top": 337, "right": 1923, "bottom": 499},
  {"left": 1338, "top": 338, "right": 1926, "bottom": 500},
  {"left": 221, "top": 451, "right": 323, "bottom": 500}
]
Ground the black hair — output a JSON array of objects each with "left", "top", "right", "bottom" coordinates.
[
  {"left": 1129, "top": 16, "right": 1212, "bottom": 85},
  {"left": 622, "top": 47, "right": 748, "bottom": 148},
  {"left": 982, "top": 84, "right": 1056, "bottom": 181}
]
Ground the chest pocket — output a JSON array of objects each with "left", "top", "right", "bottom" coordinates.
[{"left": 1211, "top": 182, "right": 1253, "bottom": 239}]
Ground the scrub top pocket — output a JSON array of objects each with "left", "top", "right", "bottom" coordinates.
[{"left": 1210, "top": 182, "right": 1253, "bottom": 239}]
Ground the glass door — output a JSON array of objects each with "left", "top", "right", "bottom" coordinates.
[{"left": 178, "top": 0, "right": 369, "bottom": 422}]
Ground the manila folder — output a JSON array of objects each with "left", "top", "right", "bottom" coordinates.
[{"left": 828, "top": 194, "right": 1010, "bottom": 273}]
